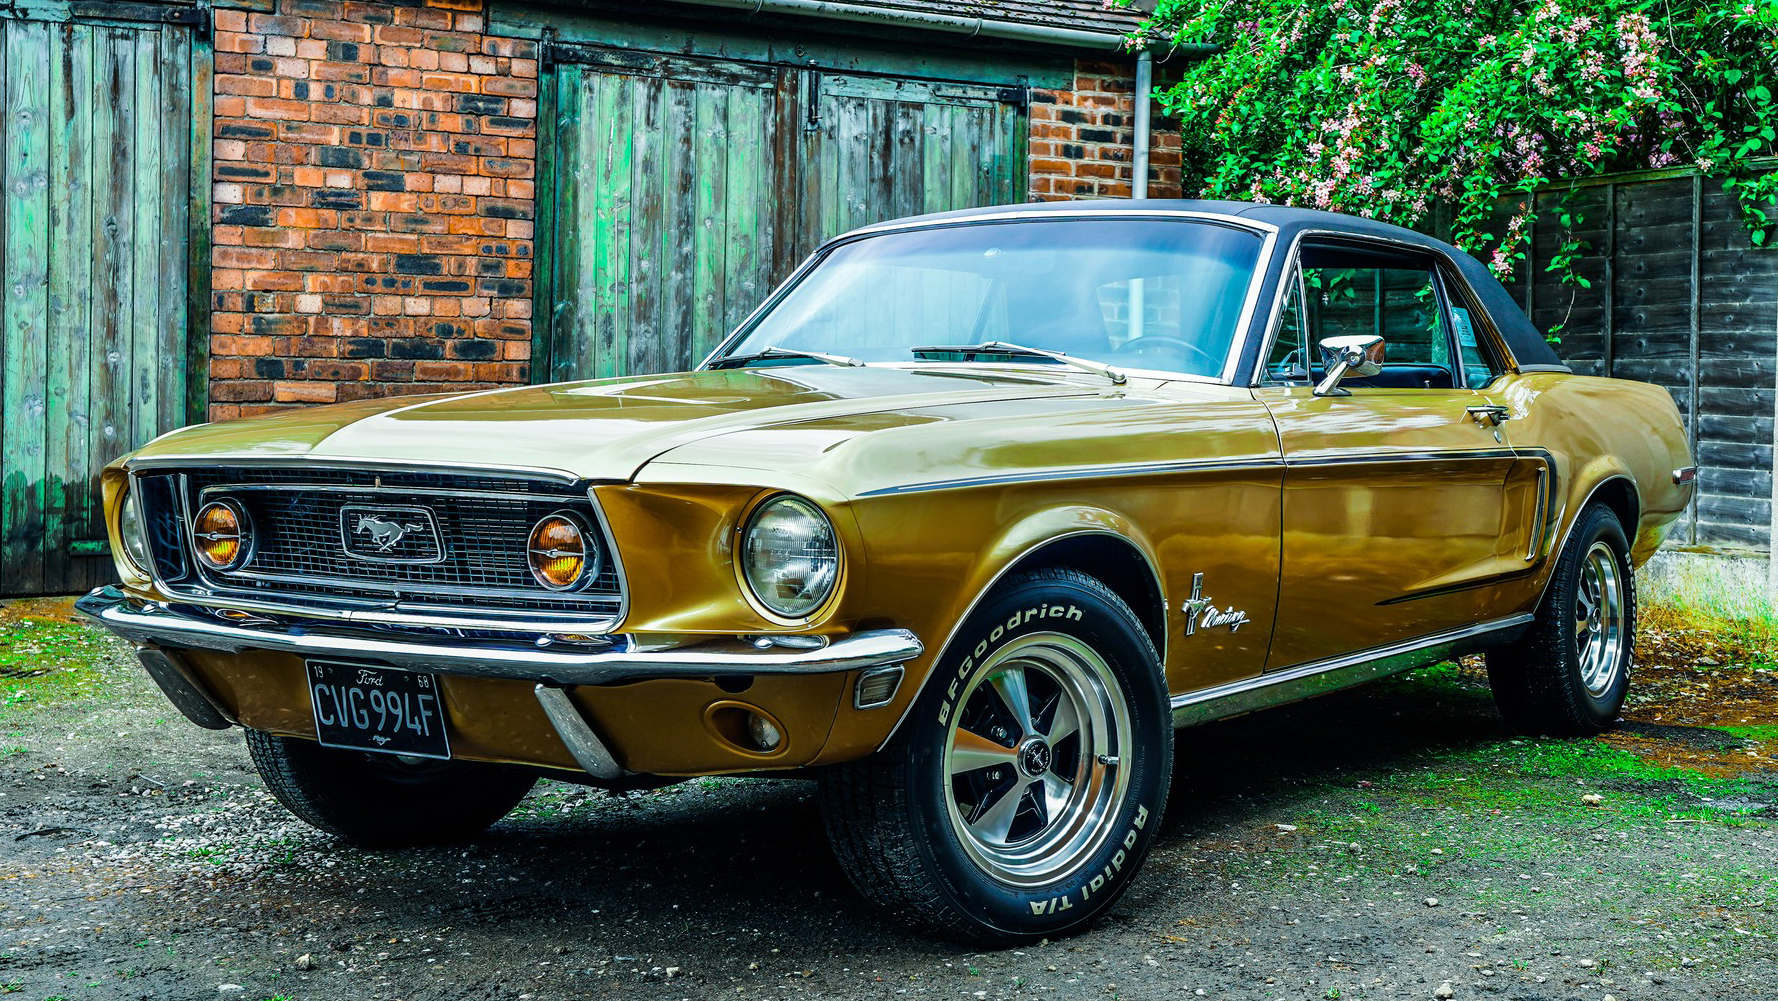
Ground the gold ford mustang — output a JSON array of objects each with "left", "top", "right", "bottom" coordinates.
[{"left": 80, "top": 201, "right": 1693, "bottom": 943}]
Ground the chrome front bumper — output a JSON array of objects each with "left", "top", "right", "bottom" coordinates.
[
  {"left": 77, "top": 586, "right": 923, "bottom": 782},
  {"left": 75, "top": 586, "right": 923, "bottom": 685}
]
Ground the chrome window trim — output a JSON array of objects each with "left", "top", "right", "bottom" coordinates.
[
  {"left": 698, "top": 212, "right": 1280, "bottom": 387},
  {"left": 1245, "top": 228, "right": 1536, "bottom": 387}
]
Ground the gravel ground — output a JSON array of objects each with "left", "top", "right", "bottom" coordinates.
[{"left": 1, "top": 598, "right": 1775, "bottom": 1001}]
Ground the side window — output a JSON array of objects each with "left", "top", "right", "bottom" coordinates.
[
  {"left": 1443, "top": 276, "right": 1507, "bottom": 388},
  {"left": 1261, "top": 271, "right": 1308, "bottom": 384},
  {"left": 1298, "top": 244, "right": 1456, "bottom": 389}
]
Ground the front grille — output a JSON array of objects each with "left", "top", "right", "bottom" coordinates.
[{"left": 137, "top": 466, "right": 623, "bottom": 626}]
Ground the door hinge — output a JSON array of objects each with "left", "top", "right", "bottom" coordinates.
[
  {"left": 71, "top": 2, "right": 211, "bottom": 35},
  {"left": 998, "top": 85, "right": 1030, "bottom": 106}
]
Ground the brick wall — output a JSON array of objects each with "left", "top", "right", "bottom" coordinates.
[
  {"left": 208, "top": 0, "right": 535, "bottom": 420},
  {"left": 1029, "top": 59, "right": 1183, "bottom": 202}
]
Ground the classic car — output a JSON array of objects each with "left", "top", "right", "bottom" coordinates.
[{"left": 78, "top": 200, "right": 1693, "bottom": 944}]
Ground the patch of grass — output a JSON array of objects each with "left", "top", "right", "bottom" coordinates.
[{"left": 0, "top": 605, "right": 110, "bottom": 725}]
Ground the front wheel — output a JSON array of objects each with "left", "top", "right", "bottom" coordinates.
[
  {"left": 821, "top": 568, "right": 1172, "bottom": 945},
  {"left": 245, "top": 730, "right": 537, "bottom": 846},
  {"left": 1487, "top": 503, "right": 1636, "bottom": 735}
]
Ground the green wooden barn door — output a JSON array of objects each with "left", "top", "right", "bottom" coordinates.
[
  {"left": 539, "top": 50, "right": 1027, "bottom": 382},
  {"left": 542, "top": 48, "right": 788, "bottom": 382},
  {"left": 1, "top": 11, "right": 198, "bottom": 596},
  {"left": 797, "top": 73, "right": 1026, "bottom": 258}
]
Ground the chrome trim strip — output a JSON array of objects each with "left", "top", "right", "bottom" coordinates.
[
  {"left": 1515, "top": 364, "right": 1573, "bottom": 375},
  {"left": 585, "top": 484, "right": 633, "bottom": 631},
  {"left": 534, "top": 684, "right": 626, "bottom": 780},
  {"left": 1170, "top": 614, "right": 1534, "bottom": 727},
  {"left": 858, "top": 447, "right": 1531, "bottom": 499},
  {"left": 1284, "top": 447, "right": 1521, "bottom": 468},
  {"left": 846, "top": 208, "right": 1283, "bottom": 239},
  {"left": 1527, "top": 464, "right": 1549, "bottom": 561},
  {"left": 135, "top": 648, "right": 236, "bottom": 730},
  {"left": 854, "top": 457, "right": 1284, "bottom": 497},
  {"left": 201, "top": 482, "right": 575, "bottom": 504},
  {"left": 1672, "top": 466, "right": 1698, "bottom": 485},
  {"left": 76, "top": 586, "right": 922, "bottom": 686},
  {"left": 114, "top": 588, "right": 619, "bottom": 634},
  {"left": 125, "top": 454, "right": 584, "bottom": 483}
]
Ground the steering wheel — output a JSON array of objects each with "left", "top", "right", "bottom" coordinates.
[{"left": 1111, "top": 335, "right": 1217, "bottom": 369}]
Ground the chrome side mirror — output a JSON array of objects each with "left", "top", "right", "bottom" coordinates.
[{"left": 1313, "top": 335, "right": 1385, "bottom": 397}]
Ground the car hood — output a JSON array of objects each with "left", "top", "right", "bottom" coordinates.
[{"left": 128, "top": 366, "right": 1115, "bottom": 480}]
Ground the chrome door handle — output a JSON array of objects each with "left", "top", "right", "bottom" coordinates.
[{"left": 1466, "top": 405, "right": 1511, "bottom": 427}]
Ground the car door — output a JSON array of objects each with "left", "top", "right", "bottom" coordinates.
[{"left": 1254, "top": 240, "right": 1546, "bottom": 671}]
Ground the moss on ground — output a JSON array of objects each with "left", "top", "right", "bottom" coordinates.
[{"left": 0, "top": 598, "right": 111, "bottom": 736}]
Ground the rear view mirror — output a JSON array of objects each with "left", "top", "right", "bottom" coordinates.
[{"left": 1314, "top": 335, "right": 1385, "bottom": 397}]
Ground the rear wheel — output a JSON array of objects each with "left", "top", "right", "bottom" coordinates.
[
  {"left": 821, "top": 568, "right": 1171, "bottom": 945},
  {"left": 1487, "top": 503, "right": 1636, "bottom": 735},
  {"left": 245, "top": 730, "right": 537, "bottom": 846}
]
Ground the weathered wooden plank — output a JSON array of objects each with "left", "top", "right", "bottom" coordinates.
[
  {"left": 156, "top": 24, "right": 188, "bottom": 444},
  {"left": 690, "top": 80, "right": 726, "bottom": 364},
  {"left": 88, "top": 26, "right": 133, "bottom": 539},
  {"left": 589, "top": 68, "right": 631, "bottom": 380},
  {"left": 723, "top": 80, "right": 765, "bottom": 333},
  {"left": 128, "top": 26, "right": 159, "bottom": 452},
  {"left": 550, "top": 63, "right": 587, "bottom": 380},
  {"left": 626, "top": 72, "right": 662, "bottom": 376},
  {"left": 46, "top": 22, "right": 96, "bottom": 590},
  {"left": 3, "top": 19, "right": 54, "bottom": 593},
  {"left": 660, "top": 76, "right": 697, "bottom": 372}
]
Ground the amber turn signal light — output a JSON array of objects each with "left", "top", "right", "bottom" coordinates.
[
  {"left": 193, "top": 499, "right": 249, "bottom": 570},
  {"left": 528, "top": 512, "right": 596, "bottom": 591}
]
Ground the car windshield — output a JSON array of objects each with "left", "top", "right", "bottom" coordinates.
[{"left": 715, "top": 218, "right": 1266, "bottom": 381}]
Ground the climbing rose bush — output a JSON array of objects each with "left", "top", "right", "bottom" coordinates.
[{"left": 1133, "top": 0, "right": 1778, "bottom": 270}]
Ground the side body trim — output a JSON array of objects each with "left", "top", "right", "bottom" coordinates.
[{"left": 1170, "top": 614, "right": 1534, "bottom": 727}]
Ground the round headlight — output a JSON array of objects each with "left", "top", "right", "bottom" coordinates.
[
  {"left": 741, "top": 495, "right": 839, "bottom": 619},
  {"left": 118, "top": 486, "right": 153, "bottom": 575},
  {"left": 193, "top": 499, "right": 249, "bottom": 570},
  {"left": 528, "top": 512, "right": 600, "bottom": 591}
]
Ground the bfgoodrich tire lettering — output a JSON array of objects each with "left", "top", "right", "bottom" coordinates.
[
  {"left": 245, "top": 730, "right": 537, "bottom": 846},
  {"left": 1487, "top": 503, "right": 1636, "bottom": 735},
  {"left": 820, "top": 568, "right": 1171, "bottom": 945}
]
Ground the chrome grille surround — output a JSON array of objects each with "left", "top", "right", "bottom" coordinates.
[{"left": 132, "top": 464, "right": 626, "bottom": 632}]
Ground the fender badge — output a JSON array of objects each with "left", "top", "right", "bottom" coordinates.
[{"left": 1181, "top": 572, "right": 1250, "bottom": 635}]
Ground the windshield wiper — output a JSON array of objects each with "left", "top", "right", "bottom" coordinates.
[
  {"left": 911, "top": 341, "right": 1126, "bottom": 386},
  {"left": 711, "top": 346, "right": 866, "bottom": 370}
]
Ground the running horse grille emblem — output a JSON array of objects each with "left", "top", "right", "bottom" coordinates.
[
  {"left": 338, "top": 504, "right": 444, "bottom": 564},
  {"left": 355, "top": 515, "right": 423, "bottom": 552}
]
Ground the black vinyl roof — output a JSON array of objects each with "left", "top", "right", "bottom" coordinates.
[{"left": 852, "top": 199, "right": 1567, "bottom": 372}]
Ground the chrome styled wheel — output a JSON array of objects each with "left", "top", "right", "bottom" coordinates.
[
  {"left": 1575, "top": 540, "right": 1626, "bottom": 697},
  {"left": 942, "top": 633, "right": 1130, "bottom": 887}
]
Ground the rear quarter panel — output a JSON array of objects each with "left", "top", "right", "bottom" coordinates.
[{"left": 1497, "top": 371, "right": 1693, "bottom": 568}]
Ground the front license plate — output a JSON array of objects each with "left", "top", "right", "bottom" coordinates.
[{"left": 306, "top": 661, "right": 450, "bottom": 760}]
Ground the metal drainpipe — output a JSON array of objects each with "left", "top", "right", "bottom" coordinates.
[{"left": 1133, "top": 49, "right": 1153, "bottom": 200}]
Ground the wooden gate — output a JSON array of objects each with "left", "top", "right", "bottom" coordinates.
[
  {"left": 535, "top": 43, "right": 1027, "bottom": 383},
  {"left": 0, "top": 5, "right": 206, "bottom": 596}
]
